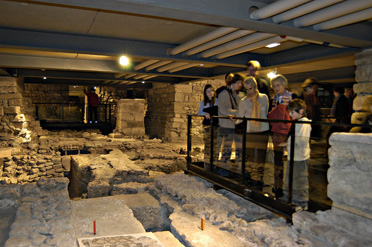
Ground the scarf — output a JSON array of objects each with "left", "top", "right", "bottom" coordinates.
[{"left": 248, "top": 90, "right": 261, "bottom": 132}]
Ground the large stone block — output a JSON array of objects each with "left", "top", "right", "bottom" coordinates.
[
  {"left": 0, "top": 107, "right": 3, "bottom": 116},
  {"left": 355, "top": 64, "right": 372, "bottom": 82},
  {"left": 355, "top": 48, "right": 372, "bottom": 66},
  {"left": 4, "top": 106, "right": 21, "bottom": 115},
  {"left": 353, "top": 95, "right": 372, "bottom": 111},
  {"left": 354, "top": 82, "right": 372, "bottom": 94}
]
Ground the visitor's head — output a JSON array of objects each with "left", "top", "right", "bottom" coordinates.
[
  {"left": 302, "top": 77, "right": 319, "bottom": 94},
  {"left": 203, "top": 84, "right": 215, "bottom": 102},
  {"left": 333, "top": 87, "right": 345, "bottom": 97},
  {"left": 228, "top": 73, "right": 246, "bottom": 93},
  {"left": 246, "top": 60, "right": 261, "bottom": 77},
  {"left": 287, "top": 98, "right": 307, "bottom": 119},
  {"left": 243, "top": 76, "right": 258, "bottom": 97},
  {"left": 270, "top": 74, "right": 288, "bottom": 96}
]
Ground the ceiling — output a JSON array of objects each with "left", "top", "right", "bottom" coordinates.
[{"left": 0, "top": 0, "right": 372, "bottom": 88}]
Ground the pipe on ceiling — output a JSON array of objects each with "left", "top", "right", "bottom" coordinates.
[
  {"left": 250, "top": 0, "right": 311, "bottom": 20},
  {"left": 145, "top": 61, "right": 172, "bottom": 71},
  {"left": 200, "top": 32, "right": 275, "bottom": 58},
  {"left": 216, "top": 36, "right": 287, "bottom": 59},
  {"left": 271, "top": 0, "right": 342, "bottom": 24},
  {"left": 313, "top": 7, "right": 372, "bottom": 31},
  {"left": 157, "top": 62, "right": 189, "bottom": 72},
  {"left": 185, "top": 30, "right": 254, "bottom": 56},
  {"left": 169, "top": 27, "right": 237, "bottom": 55},
  {"left": 169, "top": 63, "right": 198, "bottom": 73},
  {"left": 293, "top": 0, "right": 372, "bottom": 27},
  {"left": 134, "top": 60, "right": 159, "bottom": 71},
  {"left": 133, "top": 74, "right": 147, "bottom": 79},
  {"left": 125, "top": 74, "right": 136, "bottom": 79},
  {"left": 114, "top": 73, "right": 126, "bottom": 79}
]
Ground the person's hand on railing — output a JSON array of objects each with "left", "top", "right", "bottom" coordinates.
[
  {"left": 228, "top": 115, "right": 237, "bottom": 122},
  {"left": 205, "top": 113, "right": 211, "bottom": 119}
]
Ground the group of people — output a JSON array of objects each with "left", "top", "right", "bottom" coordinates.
[{"left": 196, "top": 60, "right": 338, "bottom": 211}]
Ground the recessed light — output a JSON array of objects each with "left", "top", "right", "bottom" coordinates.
[
  {"left": 119, "top": 56, "right": 129, "bottom": 66},
  {"left": 266, "top": 43, "right": 280, "bottom": 48}
]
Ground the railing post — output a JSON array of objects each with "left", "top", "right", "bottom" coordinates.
[
  {"left": 187, "top": 115, "right": 192, "bottom": 171},
  {"left": 209, "top": 116, "right": 215, "bottom": 172},
  {"left": 241, "top": 118, "right": 247, "bottom": 185},
  {"left": 61, "top": 104, "right": 64, "bottom": 122},
  {"left": 288, "top": 121, "right": 296, "bottom": 204}
]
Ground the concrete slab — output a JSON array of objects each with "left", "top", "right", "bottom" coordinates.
[
  {"left": 170, "top": 211, "right": 247, "bottom": 247},
  {"left": 112, "top": 193, "right": 162, "bottom": 231},
  {"left": 154, "top": 231, "right": 185, "bottom": 247},
  {"left": 72, "top": 197, "right": 146, "bottom": 239}
]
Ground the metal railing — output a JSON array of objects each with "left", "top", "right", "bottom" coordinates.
[
  {"left": 34, "top": 103, "right": 116, "bottom": 123},
  {"left": 186, "top": 114, "right": 371, "bottom": 220}
]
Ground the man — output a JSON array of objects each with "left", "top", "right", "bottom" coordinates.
[{"left": 246, "top": 60, "right": 270, "bottom": 103}]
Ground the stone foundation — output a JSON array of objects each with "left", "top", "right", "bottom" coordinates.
[
  {"left": 116, "top": 99, "right": 146, "bottom": 136},
  {"left": 146, "top": 80, "right": 225, "bottom": 142},
  {"left": 351, "top": 48, "right": 372, "bottom": 130}
]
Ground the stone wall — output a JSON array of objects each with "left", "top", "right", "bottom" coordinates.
[
  {"left": 116, "top": 99, "right": 146, "bottom": 136},
  {"left": 351, "top": 48, "right": 372, "bottom": 130},
  {"left": 146, "top": 79, "right": 225, "bottom": 142},
  {"left": 0, "top": 77, "right": 44, "bottom": 146}
]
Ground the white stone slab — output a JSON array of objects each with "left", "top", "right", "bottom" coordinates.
[
  {"left": 72, "top": 197, "right": 146, "bottom": 239},
  {"left": 77, "top": 232, "right": 164, "bottom": 247}
]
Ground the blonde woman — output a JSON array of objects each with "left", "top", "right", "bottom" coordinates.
[{"left": 230, "top": 76, "right": 269, "bottom": 187}]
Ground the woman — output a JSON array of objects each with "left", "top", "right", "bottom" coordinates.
[
  {"left": 215, "top": 73, "right": 245, "bottom": 176},
  {"left": 268, "top": 74, "right": 292, "bottom": 198},
  {"left": 197, "top": 84, "right": 218, "bottom": 170},
  {"left": 231, "top": 76, "right": 269, "bottom": 187}
]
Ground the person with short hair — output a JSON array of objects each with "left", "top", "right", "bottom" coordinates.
[
  {"left": 268, "top": 74, "right": 292, "bottom": 198},
  {"left": 246, "top": 60, "right": 270, "bottom": 104},
  {"left": 215, "top": 73, "right": 245, "bottom": 176},
  {"left": 84, "top": 87, "right": 99, "bottom": 123},
  {"left": 284, "top": 98, "right": 312, "bottom": 211},
  {"left": 230, "top": 76, "right": 269, "bottom": 187}
]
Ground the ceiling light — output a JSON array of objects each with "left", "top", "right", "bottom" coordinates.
[
  {"left": 266, "top": 43, "right": 280, "bottom": 48},
  {"left": 119, "top": 55, "right": 129, "bottom": 66},
  {"left": 43, "top": 76, "right": 47, "bottom": 80},
  {"left": 267, "top": 69, "right": 277, "bottom": 79},
  {"left": 200, "top": 64, "right": 204, "bottom": 66},
  {"left": 142, "top": 81, "right": 145, "bottom": 84}
]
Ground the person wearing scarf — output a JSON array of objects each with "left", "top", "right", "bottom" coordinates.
[{"left": 230, "top": 76, "right": 269, "bottom": 188}]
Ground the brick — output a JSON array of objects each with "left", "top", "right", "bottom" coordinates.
[{"left": 4, "top": 106, "right": 21, "bottom": 115}]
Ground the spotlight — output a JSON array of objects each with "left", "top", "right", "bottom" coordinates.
[
  {"left": 119, "top": 55, "right": 129, "bottom": 66},
  {"left": 142, "top": 81, "right": 145, "bottom": 84},
  {"left": 43, "top": 76, "right": 47, "bottom": 80}
]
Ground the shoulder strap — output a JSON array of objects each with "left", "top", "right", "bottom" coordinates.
[{"left": 227, "top": 89, "right": 238, "bottom": 109}]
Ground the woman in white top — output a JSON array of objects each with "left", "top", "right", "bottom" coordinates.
[{"left": 231, "top": 76, "right": 269, "bottom": 187}]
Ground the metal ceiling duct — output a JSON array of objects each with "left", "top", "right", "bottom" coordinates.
[
  {"left": 185, "top": 30, "right": 254, "bottom": 56},
  {"left": 145, "top": 61, "right": 172, "bottom": 71},
  {"left": 134, "top": 60, "right": 159, "bottom": 71},
  {"left": 201, "top": 32, "right": 275, "bottom": 58},
  {"left": 169, "top": 27, "right": 237, "bottom": 55},
  {"left": 271, "top": 0, "right": 342, "bottom": 23},
  {"left": 313, "top": 7, "right": 372, "bottom": 31},
  {"left": 124, "top": 74, "right": 136, "bottom": 79},
  {"left": 250, "top": 0, "right": 311, "bottom": 20},
  {"left": 293, "top": 0, "right": 372, "bottom": 27},
  {"left": 216, "top": 36, "right": 287, "bottom": 59},
  {"left": 133, "top": 74, "right": 147, "bottom": 79},
  {"left": 168, "top": 63, "right": 198, "bottom": 73},
  {"left": 157, "top": 62, "right": 189, "bottom": 72}
]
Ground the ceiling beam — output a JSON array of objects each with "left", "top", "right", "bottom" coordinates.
[
  {"left": 28, "top": 0, "right": 372, "bottom": 47},
  {"left": 0, "top": 27, "right": 249, "bottom": 68}
]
